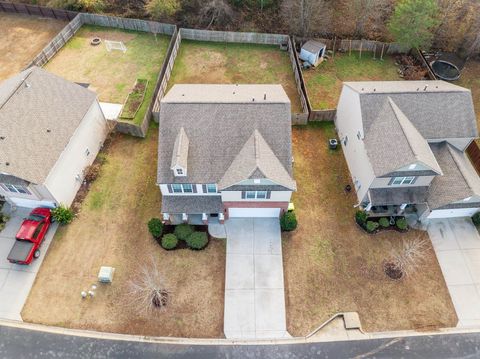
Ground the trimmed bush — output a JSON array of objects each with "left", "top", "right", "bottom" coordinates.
[
  {"left": 148, "top": 218, "right": 163, "bottom": 238},
  {"left": 378, "top": 217, "right": 390, "bottom": 228},
  {"left": 396, "top": 218, "right": 408, "bottom": 231},
  {"left": 161, "top": 234, "right": 178, "bottom": 250},
  {"left": 280, "top": 211, "right": 297, "bottom": 231},
  {"left": 473, "top": 212, "right": 480, "bottom": 226},
  {"left": 366, "top": 221, "right": 379, "bottom": 233},
  {"left": 174, "top": 224, "right": 194, "bottom": 241},
  {"left": 186, "top": 231, "right": 208, "bottom": 250},
  {"left": 355, "top": 210, "right": 368, "bottom": 226},
  {"left": 52, "top": 205, "right": 74, "bottom": 225}
]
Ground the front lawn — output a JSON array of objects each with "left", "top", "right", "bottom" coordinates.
[
  {"left": 22, "top": 126, "right": 226, "bottom": 338},
  {"left": 283, "top": 122, "right": 457, "bottom": 336},
  {"left": 168, "top": 40, "right": 303, "bottom": 113},
  {"left": 302, "top": 51, "right": 401, "bottom": 110},
  {"left": 44, "top": 25, "right": 170, "bottom": 125}
]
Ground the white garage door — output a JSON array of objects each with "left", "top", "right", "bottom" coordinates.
[
  {"left": 428, "top": 208, "right": 479, "bottom": 219},
  {"left": 229, "top": 208, "right": 280, "bottom": 218}
]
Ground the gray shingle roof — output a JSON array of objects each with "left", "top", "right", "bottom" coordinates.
[
  {"left": 369, "top": 186, "right": 429, "bottom": 206},
  {"left": 302, "top": 40, "right": 326, "bottom": 54},
  {"left": 346, "top": 81, "right": 478, "bottom": 140},
  {"left": 428, "top": 142, "right": 480, "bottom": 209},
  {"left": 0, "top": 67, "right": 97, "bottom": 184},
  {"left": 218, "top": 130, "right": 296, "bottom": 190},
  {"left": 161, "top": 195, "right": 223, "bottom": 213},
  {"left": 364, "top": 97, "right": 442, "bottom": 176},
  {"left": 157, "top": 85, "right": 293, "bottom": 186}
]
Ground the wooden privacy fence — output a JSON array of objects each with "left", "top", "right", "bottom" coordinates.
[
  {"left": 0, "top": 1, "right": 77, "bottom": 20},
  {"left": 467, "top": 141, "right": 480, "bottom": 175},
  {"left": 152, "top": 27, "right": 310, "bottom": 124}
]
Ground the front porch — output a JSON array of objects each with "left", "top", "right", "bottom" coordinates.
[{"left": 165, "top": 213, "right": 225, "bottom": 225}]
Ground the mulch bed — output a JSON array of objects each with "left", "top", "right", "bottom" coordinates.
[{"left": 154, "top": 224, "right": 212, "bottom": 251}]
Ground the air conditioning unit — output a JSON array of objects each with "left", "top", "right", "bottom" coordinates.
[{"left": 98, "top": 266, "right": 115, "bottom": 283}]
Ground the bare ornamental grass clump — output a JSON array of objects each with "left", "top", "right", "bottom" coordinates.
[{"left": 384, "top": 237, "right": 429, "bottom": 280}]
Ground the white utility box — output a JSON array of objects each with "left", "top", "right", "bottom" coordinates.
[{"left": 98, "top": 266, "right": 115, "bottom": 283}]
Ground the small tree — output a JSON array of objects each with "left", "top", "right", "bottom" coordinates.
[
  {"left": 52, "top": 205, "right": 74, "bottom": 225},
  {"left": 125, "top": 258, "right": 170, "bottom": 315},
  {"left": 388, "top": 0, "right": 440, "bottom": 51},
  {"left": 148, "top": 218, "right": 164, "bottom": 238},
  {"left": 145, "top": 0, "right": 180, "bottom": 20},
  {"left": 280, "top": 211, "right": 297, "bottom": 231}
]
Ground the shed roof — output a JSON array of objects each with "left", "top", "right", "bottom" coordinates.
[
  {"left": 302, "top": 40, "right": 326, "bottom": 54},
  {"left": 0, "top": 66, "right": 97, "bottom": 184}
]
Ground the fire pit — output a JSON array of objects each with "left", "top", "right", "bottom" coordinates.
[{"left": 91, "top": 37, "right": 101, "bottom": 46}]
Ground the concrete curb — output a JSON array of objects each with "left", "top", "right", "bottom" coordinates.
[{"left": 2, "top": 318, "right": 480, "bottom": 346}]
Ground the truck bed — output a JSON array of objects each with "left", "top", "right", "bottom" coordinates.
[{"left": 8, "top": 240, "right": 34, "bottom": 263}]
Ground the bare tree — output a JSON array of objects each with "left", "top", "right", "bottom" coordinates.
[
  {"left": 125, "top": 258, "right": 170, "bottom": 315},
  {"left": 281, "top": 0, "right": 332, "bottom": 37},
  {"left": 199, "top": 0, "right": 234, "bottom": 29}
]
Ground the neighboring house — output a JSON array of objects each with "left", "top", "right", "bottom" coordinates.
[
  {"left": 336, "top": 80, "right": 480, "bottom": 220},
  {"left": 0, "top": 66, "right": 108, "bottom": 208},
  {"left": 157, "top": 84, "right": 296, "bottom": 224}
]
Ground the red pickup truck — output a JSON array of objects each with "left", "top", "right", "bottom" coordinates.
[{"left": 7, "top": 207, "right": 53, "bottom": 265}]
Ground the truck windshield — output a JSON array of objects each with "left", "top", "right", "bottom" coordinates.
[{"left": 27, "top": 214, "right": 45, "bottom": 222}]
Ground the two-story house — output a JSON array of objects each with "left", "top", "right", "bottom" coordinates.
[
  {"left": 157, "top": 84, "right": 296, "bottom": 224},
  {"left": 336, "top": 81, "right": 480, "bottom": 221}
]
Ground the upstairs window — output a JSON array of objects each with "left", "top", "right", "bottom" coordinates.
[
  {"left": 182, "top": 184, "right": 193, "bottom": 193},
  {"left": 206, "top": 184, "right": 217, "bottom": 193},
  {"left": 0, "top": 183, "right": 31, "bottom": 194},
  {"left": 244, "top": 191, "right": 269, "bottom": 199},
  {"left": 172, "top": 184, "right": 183, "bottom": 193},
  {"left": 391, "top": 176, "right": 415, "bottom": 185},
  {"left": 171, "top": 183, "right": 194, "bottom": 193},
  {"left": 246, "top": 191, "right": 256, "bottom": 199}
]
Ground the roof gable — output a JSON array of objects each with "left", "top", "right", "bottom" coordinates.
[{"left": 218, "top": 130, "right": 296, "bottom": 190}]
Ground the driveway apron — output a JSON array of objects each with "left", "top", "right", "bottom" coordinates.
[
  {"left": 224, "top": 218, "right": 290, "bottom": 339},
  {"left": 428, "top": 217, "right": 480, "bottom": 327}
]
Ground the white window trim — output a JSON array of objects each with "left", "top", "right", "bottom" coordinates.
[
  {"left": 172, "top": 183, "right": 193, "bottom": 193},
  {"left": 245, "top": 191, "right": 268, "bottom": 199},
  {"left": 391, "top": 176, "right": 415, "bottom": 185}
]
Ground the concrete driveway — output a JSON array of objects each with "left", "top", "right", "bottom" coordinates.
[
  {"left": 0, "top": 207, "right": 57, "bottom": 321},
  {"left": 428, "top": 217, "right": 480, "bottom": 328},
  {"left": 224, "top": 218, "right": 290, "bottom": 339}
]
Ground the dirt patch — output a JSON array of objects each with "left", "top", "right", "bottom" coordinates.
[
  {"left": 0, "top": 13, "right": 66, "bottom": 81},
  {"left": 22, "top": 128, "right": 226, "bottom": 338},
  {"left": 283, "top": 123, "right": 457, "bottom": 336},
  {"left": 168, "top": 40, "right": 303, "bottom": 113}
]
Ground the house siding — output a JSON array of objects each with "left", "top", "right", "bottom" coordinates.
[
  {"left": 336, "top": 85, "right": 376, "bottom": 203},
  {"left": 370, "top": 175, "right": 435, "bottom": 189},
  {"left": 44, "top": 100, "right": 107, "bottom": 206}
]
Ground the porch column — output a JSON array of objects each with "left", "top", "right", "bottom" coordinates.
[
  {"left": 219, "top": 212, "right": 225, "bottom": 224},
  {"left": 162, "top": 212, "right": 170, "bottom": 224},
  {"left": 182, "top": 213, "right": 188, "bottom": 223},
  {"left": 202, "top": 213, "right": 208, "bottom": 225}
]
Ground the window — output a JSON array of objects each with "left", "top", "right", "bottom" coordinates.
[
  {"left": 244, "top": 191, "right": 269, "bottom": 199},
  {"left": 182, "top": 184, "right": 193, "bottom": 193},
  {"left": 206, "top": 184, "right": 217, "bottom": 193},
  {"left": 1, "top": 183, "right": 31, "bottom": 195},
  {"left": 172, "top": 184, "right": 182, "bottom": 193},
  {"left": 176, "top": 168, "right": 183, "bottom": 175},
  {"left": 391, "top": 176, "right": 415, "bottom": 185}
]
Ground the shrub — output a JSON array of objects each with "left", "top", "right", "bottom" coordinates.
[
  {"left": 473, "top": 212, "right": 480, "bottom": 226},
  {"left": 84, "top": 163, "right": 102, "bottom": 183},
  {"left": 52, "top": 204, "right": 74, "bottom": 225},
  {"left": 366, "top": 221, "right": 379, "bottom": 233},
  {"left": 378, "top": 217, "right": 390, "bottom": 228},
  {"left": 280, "top": 211, "right": 297, "bottom": 231},
  {"left": 174, "top": 224, "right": 194, "bottom": 241},
  {"left": 396, "top": 218, "right": 408, "bottom": 231},
  {"left": 186, "top": 231, "right": 208, "bottom": 250},
  {"left": 161, "top": 234, "right": 178, "bottom": 250},
  {"left": 355, "top": 210, "right": 368, "bottom": 226},
  {"left": 148, "top": 218, "right": 163, "bottom": 238}
]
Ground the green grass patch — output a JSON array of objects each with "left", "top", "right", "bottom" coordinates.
[{"left": 119, "top": 79, "right": 148, "bottom": 120}]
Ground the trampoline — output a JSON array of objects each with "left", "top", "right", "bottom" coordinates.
[{"left": 430, "top": 52, "right": 464, "bottom": 81}]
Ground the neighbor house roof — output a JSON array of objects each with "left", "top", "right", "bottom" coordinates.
[
  {"left": 0, "top": 66, "right": 97, "bottom": 184},
  {"left": 363, "top": 97, "right": 442, "bottom": 176},
  {"left": 345, "top": 81, "right": 478, "bottom": 140},
  {"left": 157, "top": 84, "right": 294, "bottom": 187},
  {"left": 302, "top": 40, "right": 326, "bottom": 54},
  {"left": 427, "top": 142, "right": 480, "bottom": 209}
]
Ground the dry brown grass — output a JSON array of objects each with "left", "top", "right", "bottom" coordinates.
[
  {"left": 456, "top": 59, "right": 480, "bottom": 129},
  {"left": 283, "top": 122, "right": 457, "bottom": 336},
  {"left": 22, "top": 126, "right": 226, "bottom": 338},
  {"left": 0, "top": 13, "right": 66, "bottom": 81}
]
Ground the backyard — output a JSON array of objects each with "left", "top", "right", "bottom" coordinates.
[
  {"left": 44, "top": 25, "right": 170, "bottom": 124},
  {"left": 302, "top": 51, "right": 402, "bottom": 110},
  {"left": 22, "top": 127, "right": 226, "bottom": 338},
  {"left": 0, "top": 12, "right": 66, "bottom": 81},
  {"left": 456, "top": 59, "right": 480, "bottom": 127},
  {"left": 283, "top": 122, "right": 457, "bottom": 336},
  {"left": 167, "top": 40, "right": 303, "bottom": 113}
]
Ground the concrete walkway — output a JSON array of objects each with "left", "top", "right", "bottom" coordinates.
[
  {"left": 428, "top": 217, "right": 480, "bottom": 328},
  {"left": 0, "top": 207, "right": 58, "bottom": 321},
  {"left": 224, "top": 218, "right": 290, "bottom": 339}
]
